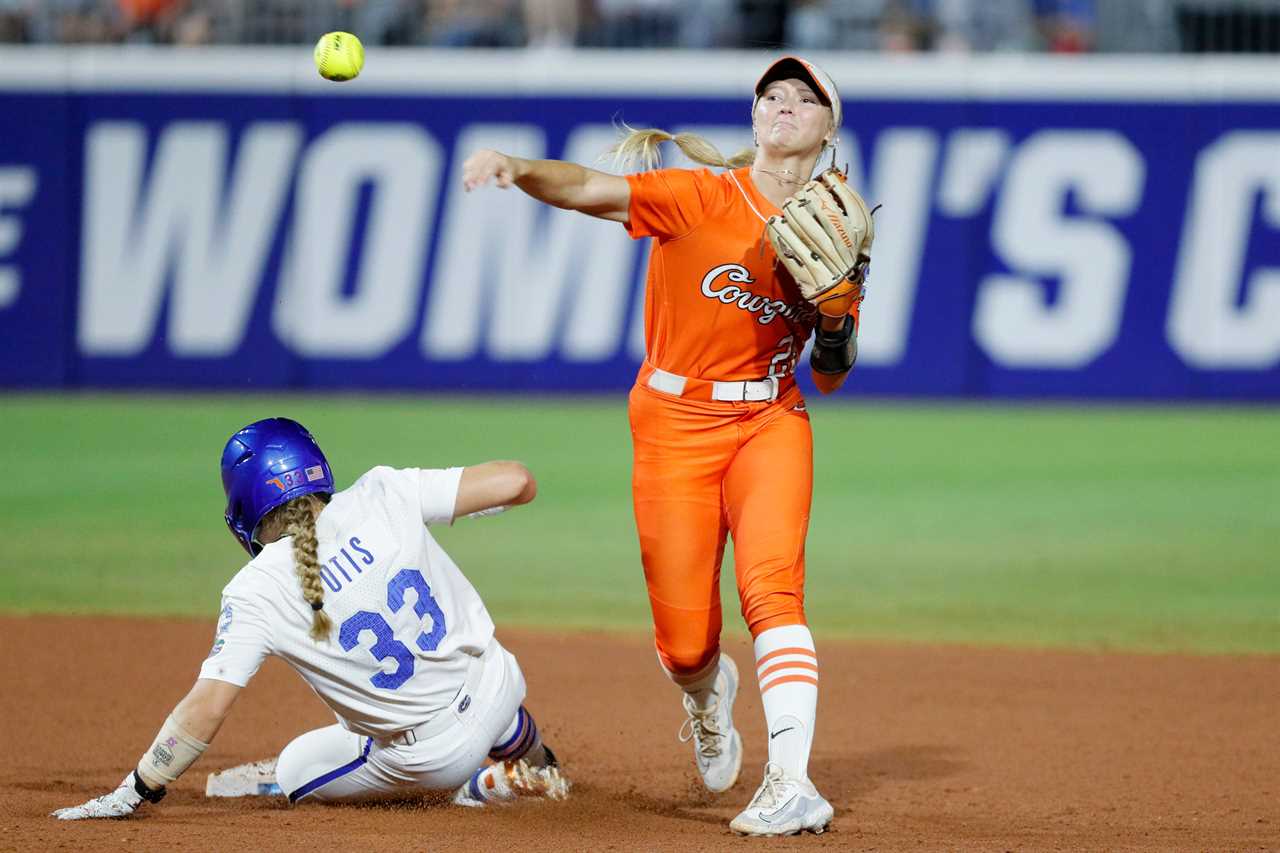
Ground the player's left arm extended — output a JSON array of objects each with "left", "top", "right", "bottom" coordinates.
[
  {"left": 453, "top": 461, "right": 538, "bottom": 521},
  {"left": 51, "top": 678, "right": 242, "bottom": 820}
]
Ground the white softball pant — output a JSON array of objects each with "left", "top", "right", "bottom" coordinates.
[{"left": 276, "top": 639, "right": 526, "bottom": 803}]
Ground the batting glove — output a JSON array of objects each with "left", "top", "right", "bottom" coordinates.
[{"left": 51, "top": 771, "right": 163, "bottom": 820}]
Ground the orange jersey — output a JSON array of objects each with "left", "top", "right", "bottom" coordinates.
[{"left": 625, "top": 167, "right": 818, "bottom": 382}]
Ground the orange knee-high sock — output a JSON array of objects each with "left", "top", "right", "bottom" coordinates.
[{"left": 753, "top": 624, "right": 819, "bottom": 781}]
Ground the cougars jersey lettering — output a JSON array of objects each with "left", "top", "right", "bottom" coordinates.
[
  {"left": 199, "top": 465, "right": 495, "bottom": 738},
  {"left": 625, "top": 167, "right": 817, "bottom": 381}
]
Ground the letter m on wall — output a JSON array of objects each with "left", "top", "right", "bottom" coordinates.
[{"left": 421, "top": 125, "right": 639, "bottom": 363}]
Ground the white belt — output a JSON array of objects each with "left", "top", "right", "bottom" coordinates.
[
  {"left": 380, "top": 649, "right": 487, "bottom": 747},
  {"left": 647, "top": 368, "right": 781, "bottom": 403}
]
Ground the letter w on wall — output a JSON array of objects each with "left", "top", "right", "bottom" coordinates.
[{"left": 78, "top": 121, "right": 300, "bottom": 357}]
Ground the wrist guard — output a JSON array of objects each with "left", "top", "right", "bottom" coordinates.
[
  {"left": 136, "top": 714, "right": 209, "bottom": 791},
  {"left": 810, "top": 314, "right": 857, "bottom": 375},
  {"left": 131, "top": 769, "right": 167, "bottom": 804}
]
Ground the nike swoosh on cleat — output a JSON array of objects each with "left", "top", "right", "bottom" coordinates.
[
  {"left": 769, "top": 726, "right": 796, "bottom": 740},
  {"left": 760, "top": 794, "right": 799, "bottom": 823}
]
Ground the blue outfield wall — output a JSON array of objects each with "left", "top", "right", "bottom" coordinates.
[{"left": 0, "top": 49, "right": 1278, "bottom": 399}]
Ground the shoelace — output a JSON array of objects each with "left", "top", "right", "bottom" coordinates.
[
  {"left": 677, "top": 698, "right": 724, "bottom": 759},
  {"left": 748, "top": 764, "right": 788, "bottom": 810}
]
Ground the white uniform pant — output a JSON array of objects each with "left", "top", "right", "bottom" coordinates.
[{"left": 276, "top": 639, "right": 526, "bottom": 803}]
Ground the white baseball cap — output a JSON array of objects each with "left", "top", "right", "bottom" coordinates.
[{"left": 753, "top": 55, "right": 842, "bottom": 130}]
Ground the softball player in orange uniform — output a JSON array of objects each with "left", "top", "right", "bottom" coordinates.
[{"left": 463, "top": 56, "right": 859, "bottom": 836}]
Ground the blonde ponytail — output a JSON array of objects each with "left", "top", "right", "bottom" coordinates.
[
  {"left": 609, "top": 122, "right": 755, "bottom": 173},
  {"left": 277, "top": 495, "right": 331, "bottom": 642}
]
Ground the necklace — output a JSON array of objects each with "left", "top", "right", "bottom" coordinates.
[
  {"left": 755, "top": 167, "right": 806, "bottom": 187},
  {"left": 728, "top": 171, "right": 769, "bottom": 225}
]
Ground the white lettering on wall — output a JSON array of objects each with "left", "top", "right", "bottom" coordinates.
[
  {"left": 846, "top": 128, "right": 939, "bottom": 366},
  {"left": 1168, "top": 131, "right": 1280, "bottom": 369},
  {"left": 274, "top": 124, "right": 441, "bottom": 358},
  {"left": 422, "top": 124, "right": 637, "bottom": 361},
  {"left": 78, "top": 122, "right": 300, "bottom": 356},
  {"left": 937, "top": 129, "right": 1011, "bottom": 217},
  {"left": 0, "top": 166, "right": 37, "bottom": 309},
  {"left": 974, "top": 130, "right": 1145, "bottom": 368}
]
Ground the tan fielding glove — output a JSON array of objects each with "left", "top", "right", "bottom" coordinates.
[{"left": 766, "top": 168, "right": 876, "bottom": 319}]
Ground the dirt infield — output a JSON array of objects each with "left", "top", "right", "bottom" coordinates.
[{"left": 1, "top": 615, "right": 1276, "bottom": 852}]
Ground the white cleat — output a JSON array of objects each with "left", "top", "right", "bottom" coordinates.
[
  {"left": 677, "top": 655, "right": 743, "bottom": 793},
  {"left": 205, "top": 758, "right": 282, "bottom": 798},
  {"left": 729, "top": 763, "right": 833, "bottom": 836},
  {"left": 452, "top": 760, "right": 570, "bottom": 807}
]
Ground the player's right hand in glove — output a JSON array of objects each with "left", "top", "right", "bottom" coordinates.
[
  {"left": 765, "top": 167, "right": 876, "bottom": 322},
  {"left": 51, "top": 771, "right": 161, "bottom": 820}
]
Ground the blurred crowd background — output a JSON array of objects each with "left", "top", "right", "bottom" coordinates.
[{"left": 0, "top": 0, "right": 1278, "bottom": 53}]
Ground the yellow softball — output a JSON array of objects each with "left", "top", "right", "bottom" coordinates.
[{"left": 314, "top": 32, "right": 364, "bottom": 82}]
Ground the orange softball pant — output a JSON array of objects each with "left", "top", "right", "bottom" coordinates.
[{"left": 628, "top": 380, "right": 813, "bottom": 677}]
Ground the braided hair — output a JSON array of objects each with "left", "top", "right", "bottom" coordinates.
[{"left": 271, "top": 495, "right": 332, "bottom": 642}]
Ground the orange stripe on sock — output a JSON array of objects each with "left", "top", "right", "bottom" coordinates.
[
  {"left": 758, "top": 660, "right": 819, "bottom": 681},
  {"left": 760, "top": 674, "right": 820, "bottom": 694},
  {"left": 755, "top": 646, "right": 817, "bottom": 670}
]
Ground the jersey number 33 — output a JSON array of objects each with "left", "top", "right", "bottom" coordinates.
[{"left": 339, "top": 568, "right": 447, "bottom": 690}]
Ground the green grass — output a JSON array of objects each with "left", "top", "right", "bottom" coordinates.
[{"left": 1, "top": 394, "right": 1277, "bottom": 654}]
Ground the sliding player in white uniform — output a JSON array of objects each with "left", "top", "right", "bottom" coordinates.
[{"left": 53, "top": 417, "right": 567, "bottom": 820}]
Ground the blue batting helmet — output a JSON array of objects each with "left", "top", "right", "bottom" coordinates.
[{"left": 221, "top": 417, "right": 335, "bottom": 556}]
